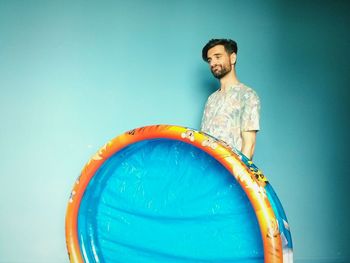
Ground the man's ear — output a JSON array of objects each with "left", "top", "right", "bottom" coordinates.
[{"left": 230, "top": 53, "right": 237, "bottom": 65}]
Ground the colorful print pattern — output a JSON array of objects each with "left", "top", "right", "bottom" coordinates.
[{"left": 201, "top": 83, "right": 260, "bottom": 151}]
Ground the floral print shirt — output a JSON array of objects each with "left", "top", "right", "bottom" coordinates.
[{"left": 201, "top": 83, "right": 260, "bottom": 151}]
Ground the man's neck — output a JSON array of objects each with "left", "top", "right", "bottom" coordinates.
[{"left": 219, "top": 70, "right": 239, "bottom": 91}]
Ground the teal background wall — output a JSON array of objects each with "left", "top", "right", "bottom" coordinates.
[{"left": 0, "top": 0, "right": 349, "bottom": 262}]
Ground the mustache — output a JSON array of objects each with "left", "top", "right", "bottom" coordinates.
[{"left": 211, "top": 64, "right": 221, "bottom": 69}]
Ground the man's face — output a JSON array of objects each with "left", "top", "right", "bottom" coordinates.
[{"left": 207, "top": 45, "right": 234, "bottom": 79}]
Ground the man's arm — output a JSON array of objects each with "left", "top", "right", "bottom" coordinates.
[{"left": 241, "top": 130, "right": 257, "bottom": 160}]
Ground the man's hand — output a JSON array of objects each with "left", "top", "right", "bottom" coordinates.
[{"left": 241, "top": 131, "right": 257, "bottom": 160}]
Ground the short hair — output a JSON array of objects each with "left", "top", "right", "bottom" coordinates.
[{"left": 202, "top": 39, "right": 238, "bottom": 62}]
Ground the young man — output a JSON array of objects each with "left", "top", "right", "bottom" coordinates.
[{"left": 200, "top": 39, "right": 260, "bottom": 160}]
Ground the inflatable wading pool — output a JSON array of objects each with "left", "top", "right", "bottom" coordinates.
[{"left": 65, "top": 125, "right": 293, "bottom": 262}]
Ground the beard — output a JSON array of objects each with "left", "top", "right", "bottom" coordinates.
[{"left": 211, "top": 63, "right": 232, "bottom": 79}]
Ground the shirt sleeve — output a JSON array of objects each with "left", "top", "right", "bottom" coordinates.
[
  {"left": 241, "top": 90, "right": 260, "bottom": 132},
  {"left": 200, "top": 94, "right": 214, "bottom": 132}
]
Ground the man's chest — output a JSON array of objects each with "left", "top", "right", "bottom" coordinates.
[{"left": 206, "top": 94, "right": 243, "bottom": 116}]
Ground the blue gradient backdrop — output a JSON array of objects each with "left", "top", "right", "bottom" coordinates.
[{"left": 0, "top": 1, "right": 349, "bottom": 262}]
